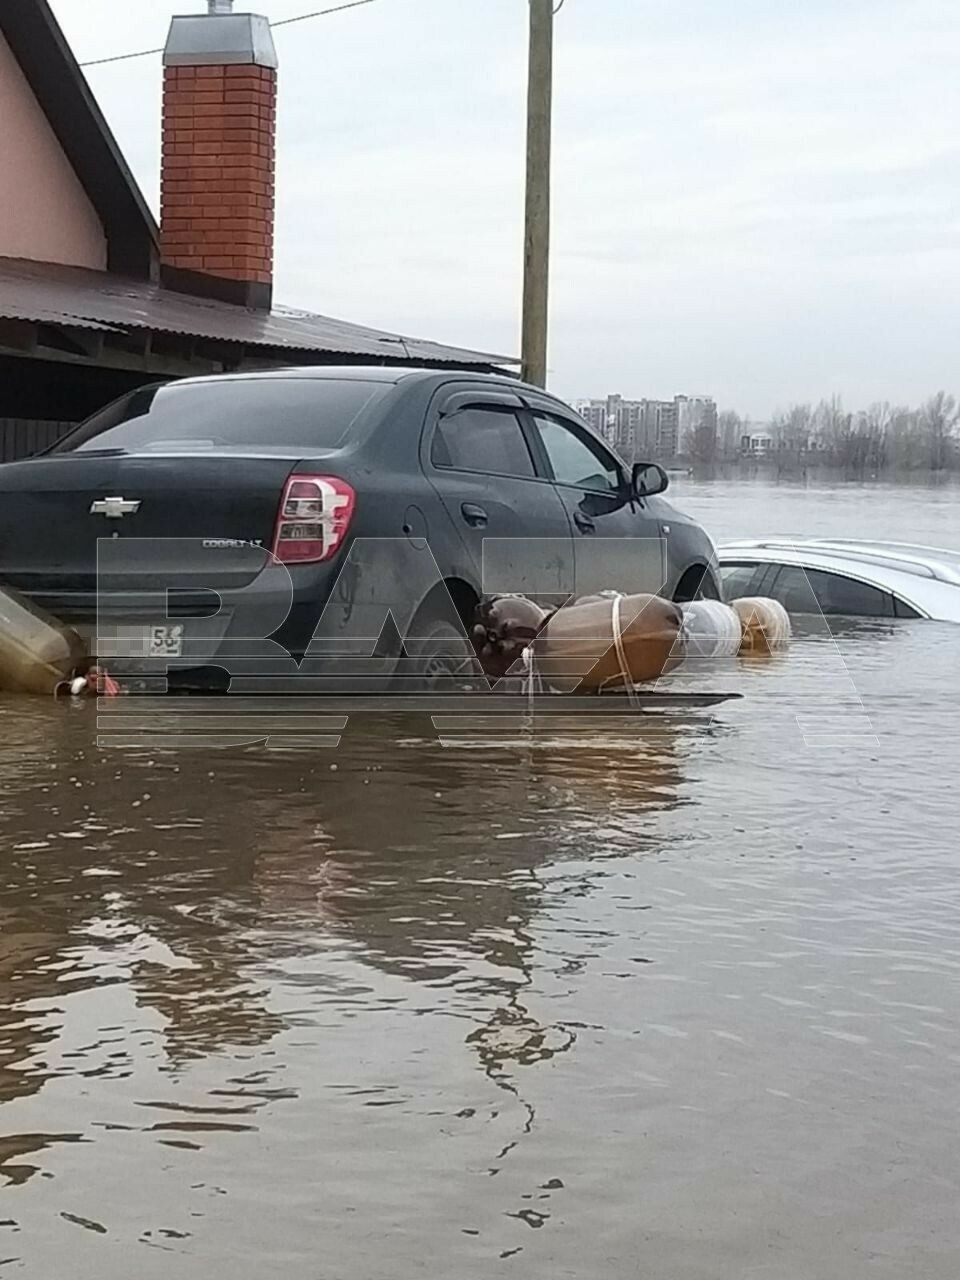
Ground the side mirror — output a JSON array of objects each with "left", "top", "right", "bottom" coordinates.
[{"left": 632, "top": 462, "right": 669, "bottom": 499}]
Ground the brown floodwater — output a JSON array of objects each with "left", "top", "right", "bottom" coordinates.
[{"left": 0, "top": 482, "right": 958, "bottom": 1278}]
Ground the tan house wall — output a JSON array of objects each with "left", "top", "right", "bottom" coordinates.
[{"left": 0, "top": 31, "right": 107, "bottom": 270}]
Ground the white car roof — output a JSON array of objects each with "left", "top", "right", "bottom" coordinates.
[{"left": 718, "top": 538, "right": 960, "bottom": 622}]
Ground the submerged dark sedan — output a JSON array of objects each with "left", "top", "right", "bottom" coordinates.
[{"left": 0, "top": 366, "right": 719, "bottom": 690}]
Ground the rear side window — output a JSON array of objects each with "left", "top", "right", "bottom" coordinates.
[
  {"left": 893, "top": 596, "right": 922, "bottom": 619},
  {"left": 432, "top": 407, "right": 536, "bottom": 478},
  {"left": 52, "top": 379, "right": 390, "bottom": 454},
  {"left": 720, "top": 562, "right": 763, "bottom": 600},
  {"left": 773, "top": 566, "right": 894, "bottom": 617}
]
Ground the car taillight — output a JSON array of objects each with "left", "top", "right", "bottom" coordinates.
[{"left": 271, "top": 474, "right": 356, "bottom": 564}]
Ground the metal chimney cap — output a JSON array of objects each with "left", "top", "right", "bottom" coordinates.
[
  {"left": 164, "top": 11, "right": 278, "bottom": 68},
  {"left": 208, "top": 0, "right": 234, "bottom": 12}
]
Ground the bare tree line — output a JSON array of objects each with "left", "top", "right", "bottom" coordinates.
[{"left": 698, "top": 393, "right": 960, "bottom": 477}]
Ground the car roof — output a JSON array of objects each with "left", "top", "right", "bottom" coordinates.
[
  {"left": 170, "top": 366, "right": 527, "bottom": 389},
  {"left": 720, "top": 538, "right": 960, "bottom": 587},
  {"left": 151, "top": 366, "right": 590, "bottom": 427}
]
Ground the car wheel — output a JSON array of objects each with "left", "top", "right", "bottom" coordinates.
[{"left": 391, "top": 614, "right": 483, "bottom": 694}]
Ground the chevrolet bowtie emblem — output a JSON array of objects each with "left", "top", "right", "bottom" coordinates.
[{"left": 90, "top": 497, "right": 142, "bottom": 518}]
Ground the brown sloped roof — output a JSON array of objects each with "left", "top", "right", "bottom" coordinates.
[{"left": 0, "top": 257, "right": 517, "bottom": 369}]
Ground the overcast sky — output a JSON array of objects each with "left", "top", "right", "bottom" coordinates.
[{"left": 51, "top": 0, "right": 960, "bottom": 418}]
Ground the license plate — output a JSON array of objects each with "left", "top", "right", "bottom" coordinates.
[
  {"left": 95, "top": 624, "right": 185, "bottom": 660},
  {"left": 147, "top": 624, "right": 184, "bottom": 658}
]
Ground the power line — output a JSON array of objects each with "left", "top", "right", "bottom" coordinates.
[
  {"left": 271, "top": 0, "right": 379, "bottom": 28},
  {"left": 79, "top": 44, "right": 163, "bottom": 68},
  {"left": 78, "top": 0, "right": 382, "bottom": 68}
]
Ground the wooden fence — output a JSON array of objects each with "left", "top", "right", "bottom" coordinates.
[{"left": 0, "top": 419, "right": 75, "bottom": 462}]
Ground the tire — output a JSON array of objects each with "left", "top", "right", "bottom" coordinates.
[{"left": 391, "top": 613, "right": 483, "bottom": 694}]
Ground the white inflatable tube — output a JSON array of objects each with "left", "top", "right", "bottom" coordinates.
[{"left": 678, "top": 600, "right": 744, "bottom": 659}]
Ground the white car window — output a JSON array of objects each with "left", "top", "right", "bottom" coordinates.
[
  {"left": 773, "top": 566, "right": 894, "bottom": 617},
  {"left": 721, "top": 563, "right": 762, "bottom": 600}
]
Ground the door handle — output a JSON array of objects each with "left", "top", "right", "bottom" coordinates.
[
  {"left": 574, "top": 511, "right": 596, "bottom": 534},
  {"left": 461, "top": 503, "right": 489, "bottom": 528}
]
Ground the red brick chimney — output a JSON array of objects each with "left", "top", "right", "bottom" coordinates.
[{"left": 161, "top": 2, "right": 277, "bottom": 309}]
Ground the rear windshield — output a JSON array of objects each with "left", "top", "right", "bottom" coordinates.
[{"left": 52, "top": 378, "right": 391, "bottom": 454}]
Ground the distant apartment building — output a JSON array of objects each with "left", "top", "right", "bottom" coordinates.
[
  {"left": 575, "top": 396, "right": 614, "bottom": 441},
  {"left": 640, "top": 399, "right": 678, "bottom": 460},
  {"left": 574, "top": 393, "right": 715, "bottom": 462},
  {"left": 573, "top": 395, "right": 640, "bottom": 456}
]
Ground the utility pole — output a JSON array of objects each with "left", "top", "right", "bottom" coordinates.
[{"left": 521, "top": 0, "right": 554, "bottom": 388}]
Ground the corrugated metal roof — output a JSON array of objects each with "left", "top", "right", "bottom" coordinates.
[
  {"left": 0, "top": 257, "right": 517, "bottom": 368},
  {"left": 0, "top": 302, "right": 124, "bottom": 333}
]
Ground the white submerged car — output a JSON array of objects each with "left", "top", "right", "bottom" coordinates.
[{"left": 718, "top": 539, "right": 960, "bottom": 623}]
